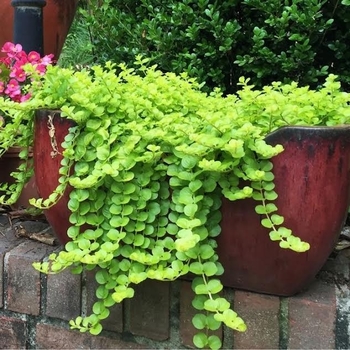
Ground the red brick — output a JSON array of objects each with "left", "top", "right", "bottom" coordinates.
[
  {"left": 46, "top": 268, "right": 81, "bottom": 320},
  {"left": 36, "top": 323, "right": 141, "bottom": 349},
  {"left": 0, "top": 234, "right": 23, "bottom": 308},
  {"left": 90, "top": 334, "right": 143, "bottom": 349},
  {"left": 36, "top": 323, "right": 91, "bottom": 349},
  {"left": 179, "top": 281, "right": 196, "bottom": 347},
  {"left": 233, "top": 291, "right": 280, "bottom": 349},
  {"left": 288, "top": 281, "right": 336, "bottom": 349},
  {"left": 0, "top": 316, "right": 27, "bottom": 349},
  {"left": 128, "top": 280, "right": 170, "bottom": 340},
  {"left": 85, "top": 270, "right": 123, "bottom": 332},
  {"left": 5, "top": 240, "right": 56, "bottom": 315}
]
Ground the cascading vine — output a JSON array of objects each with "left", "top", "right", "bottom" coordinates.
[
  {"left": 0, "top": 111, "right": 35, "bottom": 206},
  {"left": 2, "top": 58, "right": 347, "bottom": 349},
  {"left": 30, "top": 64, "right": 310, "bottom": 350}
]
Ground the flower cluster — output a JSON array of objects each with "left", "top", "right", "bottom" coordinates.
[{"left": 0, "top": 42, "right": 53, "bottom": 103}]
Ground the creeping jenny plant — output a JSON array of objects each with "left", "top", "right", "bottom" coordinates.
[{"left": 1, "top": 57, "right": 349, "bottom": 349}]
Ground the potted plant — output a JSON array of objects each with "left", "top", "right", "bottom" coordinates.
[
  {"left": 1, "top": 56, "right": 350, "bottom": 349},
  {"left": 0, "top": 42, "right": 53, "bottom": 207}
]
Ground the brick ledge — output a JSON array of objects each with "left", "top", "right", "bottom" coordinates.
[{"left": 0, "top": 216, "right": 348, "bottom": 349}]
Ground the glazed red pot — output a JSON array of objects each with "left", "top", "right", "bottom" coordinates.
[
  {"left": 33, "top": 110, "right": 350, "bottom": 295},
  {"left": 33, "top": 110, "right": 75, "bottom": 244},
  {"left": 0, "top": 0, "right": 78, "bottom": 58},
  {"left": 217, "top": 125, "right": 350, "bottom": 296},
  {"left": 0, "top": 147, "right": 39, "bottom": 208}
]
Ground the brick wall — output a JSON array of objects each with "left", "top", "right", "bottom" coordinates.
[{"left": 0, "top": 216, "right": 344, "bottom": 349}]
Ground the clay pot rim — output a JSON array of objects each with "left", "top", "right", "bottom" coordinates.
[{"left": 267, "top": 124, "right": 350, "bottom": 143}]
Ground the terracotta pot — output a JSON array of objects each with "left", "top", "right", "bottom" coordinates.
[
  {"left": 33, "top": 110, "right": 350, "bottom": 296},
  {"left": 0, "top": 147, "right": 39, "bottom": 208},
  {"left": 218, "top": 126, "right": 350, "bottom": 296},
  {"left": 0, "top": 0, "right": 78, "bottom": 58}
]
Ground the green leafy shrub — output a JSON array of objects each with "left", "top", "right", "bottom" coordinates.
[{"left": 79, "top": 0, "right": 350, "bottom": 93}]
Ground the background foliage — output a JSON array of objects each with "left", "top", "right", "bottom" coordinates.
[{"left": 69, "top": 0, "right": 350, "bottom": 93}]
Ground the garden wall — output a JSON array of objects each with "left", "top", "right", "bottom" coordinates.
[{"left": 0, "top": 216, "right": 341, "bottom": 349}]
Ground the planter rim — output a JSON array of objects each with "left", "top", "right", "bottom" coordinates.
[
  {"left": 267, "top": 124, "right": 350, "bottom": 142},
  {"left": 36, "top": 109, "right": 350, "bottom": 132},
  {"left": 37, "top": 108, "right": 61, "bottom": 113},
  {"left": 268, "top": 124, "right": 350, "bottom": 133}
]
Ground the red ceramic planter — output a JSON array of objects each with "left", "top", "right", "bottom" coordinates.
[
  {"left": 33, "top": 110, "right": 75, "bottom": 245},
  {"left": 33, "top": 110, "right": 350, "bottom": 295},
  {"left": 218, "top": 126, "right": 350, "bottom": 296},
  {"left": 0, "top": 0, "right": 78, "bottom": 58}
]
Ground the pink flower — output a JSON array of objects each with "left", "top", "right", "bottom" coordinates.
[
  {"left": 0, "top": 56, "right": 11, "bottom": 66},
  {"left": 27, "top": 51, "right": 40, "bottom": 63},
  {"left": 41, "top": 54, "right": 54, "bottom": 65},
  {"left": 9, "top": 67, "right": 26, "bottom": 82},
  {"left": 4, "top": 79, "right": 22, "bottom": 102},
  {"left": 0, "top": 42, "right": 54, "bottom": 103},
  {"left": 5, "top": 79, "right": 21, "bottom": 95},
  {"left": 14, "top": 50, "right": 27, "bottom": 62},
  {"left": 35, "top": 63, "right": 47, "bottom": 75},
  {"left": 20, "top": 93, "right": 31, "bottom": 102},
  {"left": 2, "top": 42, "right": 23, "bottom": 58}
]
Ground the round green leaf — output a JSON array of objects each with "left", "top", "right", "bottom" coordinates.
[
  {"left": 254, "top": 204, "right": 266, "bottom": 214},
  {"left": 110, "top": 216, "right": 130, "bottom": 227},
  {"left": 204, "top": 299, "right": 218, "bottom": 312},
  {"left": 95, "top": 270, "right": 109, "bottom": 284},
  {"left": 200, "top": 244, "right": 215, "bottom": 259},
  {"left": 68, "top": 198, "right": 79, "bottom": 212},
  {"left": 264, "top": 190, "right": 278, "bottom": 201},
  {"left": 207, "top": 279, "right": 223, "bottom": 294},
  {"left": 193, "top": 333, "right": 208, "bottom": 349},
  {"left": 264, "top": 203, "right": 278, "bottom": 213},
  {"left": 189, "top": 262, "right": 204, "bottom": 274},
  {"left": 277, "top": 227, "right": 292, "bottom": 237},
  {"left": 271, "top": 214, "right": 284, "bottom": 225},
  {"left": 96, "top": 285, "right": 109, "bottom": 299},
  {"left": 134, "top": 234, "right": 145, "bottom": 246},
  {"left": 208, "top": 335, "right": 222, "bottom": 350},
  {"left": 192, "top": 313, "right": 207, "bottom": 330},
  {"left": 184, "top": 203, "right": 198, "bottom": 218},
  {"left": 189, "top": 179, "right": 203, "bottom": 192},
  {"left": 261, "top": 218, "right": 273, "bottom": 228},
  {"left": 203, "top": 262, "right": 218, "bottom": 276},
  {"left": 192, "top": 295, "right": 207, "bottom": 310}
]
